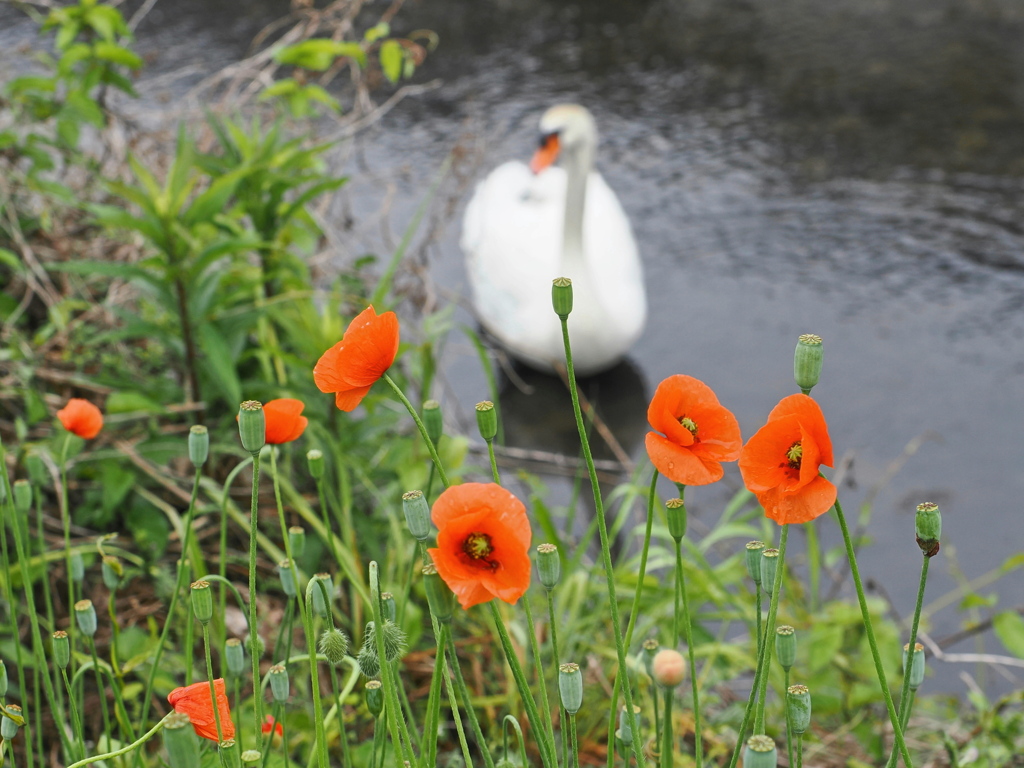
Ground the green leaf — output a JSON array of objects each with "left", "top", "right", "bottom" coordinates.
[
  {"left": 182, "top": 168, "right": 246, "bottom": 228},
  {"left": 363, "top": 23, "right": 390, "bottom": 43},
  {"left": 197, "top": 323, "right": 242, "bottom": 406},
  {"left": 93, "top": 41, "right": 142, "bottom": 69},
  {"left": 105, "top": 391, "right": 163, "bottom": 414},
  {"left": 379, "top": 40, "right": 403, "bottom": 83},
  {"left": 993, "top": 611, "right": 1024, "bottom": 658},
  {"left": 273, "top": 39, "right": 358, "bottom": 71}
]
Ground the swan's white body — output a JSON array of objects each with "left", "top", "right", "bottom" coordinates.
[{"left": 462, "top": 105, "right": 646, "bottom": 376}]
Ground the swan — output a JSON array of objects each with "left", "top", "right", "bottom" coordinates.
[{"left": 461, "top": 104, "right": 646, "bottom": 376}]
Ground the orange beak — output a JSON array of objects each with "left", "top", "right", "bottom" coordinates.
[{"left": 530, "top": 134, "right": 560, "bottom": 174}]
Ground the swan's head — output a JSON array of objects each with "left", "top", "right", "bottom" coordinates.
[{"left": 530, "top": 104, "right": 598, "bottom": 174}]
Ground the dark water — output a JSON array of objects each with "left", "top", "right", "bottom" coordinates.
[{"left": 4, "top": 0, "right": 1024, "bottom": 692}]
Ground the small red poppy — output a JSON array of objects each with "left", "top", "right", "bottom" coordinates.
[
  {"left": 262, "top": 714, "right": 283, "bottom": 737},
  {"left": 263, "top": 398, "right": 308, "bottom": 444},
  {"left": 167, "top": 679, "right": 234, "bottom": 742},
  {"left": 57, "top": 399, "right": 103, "bottom": 440},
  {"left": 313, "top": 306, "right": 400, "bottom": 412}
]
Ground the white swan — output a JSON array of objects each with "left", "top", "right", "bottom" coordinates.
[{"left": 462, "top": 104, "right": 646, "bottom": 376}]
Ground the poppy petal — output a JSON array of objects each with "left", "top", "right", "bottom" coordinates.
[
  {"left": 645, "top": 432, "right": 724, "bottom": 486},
  {"left": 757, "top": 475, "right": 837, "bottom": 525},
  {"left": 334, "top": 385, "right": 373, "bottom": 412},
  {"left": 264, "top": 398, "right": 308, "bottom": 444},
  {"left": 57, "top": 399, "right": 104, "bottom": 440},
  {"left": 738, "top": 414, "right": 802, "bottom": 492}
]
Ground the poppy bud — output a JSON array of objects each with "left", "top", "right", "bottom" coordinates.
[
  {"left": 558, "top": 662, "right": 583, "bottom": 714},
  {"left": 52, "top": 631, "right": 70, "bottom": 670},
  {"left": 319, "top": 628, "right": 350, "bottom": 666},
  {"left": 310, "top": 573, "right": 333, "bottom": 618},
  {"left": 652, "top": 649, "right": 687, "bottom": 688},
  {"left": 423, "top": 563, "right": 453, "bottom": 623},
  {"left": 475, "top": 401, "right": 498, "bottom": 442},
  {"left": 915, "top": 502, "right": 941, "bottom": 557},
  {"left": 288, "top": 526, "right": 306, "bottom": 558},
  {"left": 665, "top": 497, "right": 687, "bottom": 541},
  {"left": 225, "top": 638, "right": 245, "bottom": 677},
  {"left": 75, "top": 599, "right": 97, "bottom": 637},
  {"left": 188, "top": 425, "right": 209, "bottom": 468},
  {"left": 102, "top": 555, "right": 122, "bottom": 590},
  {"left": 70, "top": 552, "right": 85, "bottom": 582},
  {"left": 25, "top": 452, "right": 46, "bottom": 487},
  {"left": 191, "top": 580, "right": 214, "bottom": 625},
  {"left": 218, "top": 740, "right": 241, "bottom": 768},
  {"left": 745, "top": 541, "right": 766, "bottom": 585},
  {"left": 238, "top": 401, "right": 266, "bottom": 455},
  {"left": 246, "top": 632, "right": 265, "bottom": 658},
  {"left": 306, "top": 449, "right": 324, "bottom": 480},
  {"left": 402, "top": 490, "right": 431, "bottom": 541},
  {"left": 0, "top": 659, "right": 7, "bottom": 695},
  {"left": 277, "top": 559, "right": 296, "bottom": 598},
  {"left": 743, "top": 734, "right": 777, "bottom": 768},
  {"left": 642, "top": 638, "right": 659, "bottom": 677},
  {"left": 551, "top": 277, "right": 573, "bottom": 318},
  {"left": 794, "top": 334, "right": 824, "bottom": 394},
  {"left": 495, "top": 759, "right": 516, "bottom": 768},
  {"left": 269, "top": 664, "right": 289, "bottom": 702},
  {"left": 618, "top": 705, "right": 640, "bottom": 745},
  {"left": 422, "top": 400, "right": 443, "bottom": 445},
  {"left": 787, "top": 684, "right": 811, "bottom": 734},
  {"left": 381, "top": 620, "right": 406, "bottom": 662},
  {"left": 760, "top": 548, "right": 780, "bottom": 590},
  {"left": 1, "top": 705, "right": 21, "bottom": 739},
  {"left": 241, "top": 750, "right": 261, "bottom": 765},
  {"left": 13, "top": 479, "right": 31, "bottom": 514},
  {"left": 357, "top": 624, "right": 381, "bottom": 678},
  {"left": 164, "top": 711, "right": 200, "bottom": 768},
  {"left": 903, "top": 642, "right": 926, "bottom": 690},
  {"left": 536, "top": 543, "right": 561, "bottom": 590},
  {"left": 365, "top": 680, "right": 384, "bottom": 717},
  {"left": 775, "top": 625, "right": 796, "bottom": 672}
]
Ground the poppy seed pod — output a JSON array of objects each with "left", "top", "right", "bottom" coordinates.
[
  {"left": 915, "top": 502, "right": 941, "bottom": 557},
  {"left": 618, "top": 705, "right": 640, "bottom": 745},
  {"left": 52, "top": 631, "right": 70, "bottom": 670},
  {"left": 319, "top": 628, "right": 350, "bottom": 666},
  {"left": 422, "top": 563, "right": 453, "bottom": 623},
  {"left": 760, "top": 548, "right": 780, "bottom": 591},
  {"left": 558, "top": 662, "right": 583, "bottom": 714},
  {"left": 665, "top": 497, "right": 687, "bottom": 541},
  {"left": 365, "top": 680, "right": 384, "bottom": 717},
  {"left": 0, "top": 658, "right": 7, "bottom": 695},
  {"left": 775, "top": 625, "right": 796, "bottom": 671},
  {"left": 306, "top": 449, "right": 325, "bottom": 480},
  {"left": 475, "top": 401, "right": 498, "bottom": 441},
  {"left": 794, "top": 333, "right": 824, "bottom": 394},
  {"left": 288, "top": 526, "right": 306, "bottom": 558},
  {"left": 552, "top": 277, "right": 573, "bottom": 318},
  {"left": 163, "top": 711, "right": 200, "bottom": 768},
  {"left": 102, "top": 555, "right": 123, "bottom": 590},
  {"left": 310, "top": 573, "right": 333, "bottom": 618},
  {"left": 745, "top": 541, "right": 766, "bottom": 585},
  {"left": 191, "top": 580, "right": 214, "bottom": 625},
  {"left": 1, "top": 705, "right": 22, "bottom": 739},
  {"left": 536, "top": 543, "right": 561, "bottom": 590},
  {"left": 75, "top": 599, "right": 97, "bottom": 637},
  {"left": 13, "top": 479, "right": 31, "bottom": 514},
  {"left": 269, "top": 664, "right": 289, "bottom": 702},
  {"left": 70, "top": 552, "right": 85, "bottom": 582},
  {"left": 903, "top": 642, "right": 926, "bottom": 690},
  {"left": 642, "top": 638, "right": 659, "bottom": 677},
  {"left": 188, "top": 425, "right": 209, "bottom": 468},
  {"left": 225, "top": 639, "right": 245, "bottom": 677},
  {"left": 402, "top": 490, "right": 431, "bottom": 541},
  {"left": 422, "top": 400, "right": 443, "bottom": 445},
  {"left": 652, "top": 649, "right": 687, "bottom": 688},
  {"left": 743, "top": 734, "right": 778, "bottom": 768},
  {"left": 241, "top": 750, "right": 261, "bottom": 765},
  {"left": 218, "top": 741, "right": 241, "bottom": 768},
  {"left": 787, "top": 684, "right": 811, "bottom": 734},
  {"left": 277, "top": 559, "right": 296, "bottom": 598},
  {"left": 237, "top": 401, "right": 266, "bottom": 455}
]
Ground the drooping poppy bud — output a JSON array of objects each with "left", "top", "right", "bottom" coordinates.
[
  {"left": 310, "top": 573, "right": 333, "bottom": 619},
  {"left": 558, "top": 662, "right": 583, "bottom": 715},
  {"left": 319, "top": 628, "right": 350, "bottom": 666},
  {"left": 794, "top": 334, "right": 824, "bottom": 394},
  {"left": 551, "top": 277, "right": 573, "bottom": 318}
]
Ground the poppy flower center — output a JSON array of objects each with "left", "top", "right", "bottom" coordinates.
[
  {"left": 462, "top": 532, "right": 494, "bottom": 562},
  {"left": 786, "top": 442, "right": 803, "bottom": 469},
  {"left": 678, "top": 416, "right": 698, "bottom": 437}
]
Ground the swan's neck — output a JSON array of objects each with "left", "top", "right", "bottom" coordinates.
[{"left": 561, "top": 142, "right": 594, "bottom": 274}]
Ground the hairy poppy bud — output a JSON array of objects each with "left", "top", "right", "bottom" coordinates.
[
  {"left": 13, "top": 479, "right": 31, "bottom": 514},
  {"left": 191, "top": 580, "right": 214, "bottom": 625},
  {"left": 760, "top": 548, "right": 780, "bottom": 591},
  {"left": 1, "top": 705, "right": 22, "bottom": 739},
  {"left": 423, "top": 563, "right": 453, "bottom": 623},
  {"left": 536, "top": 543, "right": 561, "bottom": 590},
  {"left": 188, "top": 425, "right": 209, "bottom": 468},
  {"left": 618, "top": 705, "right": 640, "bottom": 746},
  {"left": 357, "top": 624, "right": 381, "bottom": 678},
  {"left": 288, "top": 526, "right": 306, "bottom": 558},
  {"left": 238, "top": 401, "right": 266, "bottom": 455},
  {"left": 319, "top": 628, "right": 350, "bottom": 666},
  {"left": 903, "top": 642, "right": 926, "bottom": 690},
  {"left": 475, "top": 401, "right": 498, "bottom": 441},
  {"left": 915, "top": 502, "right": 941, "bottom": 557},
  {"left": 102, "top": 555, "right": 122, "bottom": 590},
  {"left": 787, "top": 684, "right": 811, "bottom": 734},
  {"left": 552, "top": 277, "right": 573, "bottom": 318},
  {"left": 745, "top": 541, "right": 765, "bottom": 585},
  {"left": 775, "top": 625, "right": 796, "bottom": 671},
  {"left": 52, "top": 631, "right": 70, "bottom": 670},
  {"left": 402, "top": 490, "right": 431, "bottom": 541},
  {"left": 306, "top": 449, "right": 325, "bottom": 480},
  {"left": 558, "top": 662, "right": 583, "bottom": 714},
  {"left": 310, "top": 573, "right": 333, "bottom": 618},
  {"left": 422, "top": 400, "right": 443, "bottom": 445},
  {"left": 794, "top": 334, "right": 824, "bottom": 394},
  {"left": 652, "top": 649, "right": 687, "bottom": 688},
  {"left": 365, "top": 680, "right": 384, "bottom": 717},
  {"left": 743, "top": 734, "right": 777, "bottom": 768},
  {"left": 269, "top": 664, "right": 289, "bottom": 702},
  {"left": 70, "top": 552, "right": 85, "bottom": 583},
  {"left": 164, "top": 711, "right": 200, "bottom": 768},
  {"left": 75, "top": 599, "right": 97, "bottom": 637},
  {"left": 380, "top": 620, "right": 406, "bottom": 662},
  {"left": 225, "top": 638, "right": 245, "bottom": 677},
  {"left": 666, "top": 497, "right": 687, "bottom": 541},
  {"left": 277, "top": 559, "right": 296, "bottom": 598}
]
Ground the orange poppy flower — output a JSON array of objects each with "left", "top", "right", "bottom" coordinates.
[
  {"left": 56, "top": 398, "right": 103, "bottom": 440},
  {"left": 262, "top": 714, "right": 283, "bottom": 737},
  {"left": 427, "top": 483, "right": 532, "bottom": 609},
  {"left": 167, "top": 679, "right": 234, "bottom": 742},
  {"left": 264, "top": 398, "right": 308, "bottom": 444},
  {"left": 313, "top": 306, "right": 400, "bottom": 412},
  {"left": 644, "top": 375, "right": 742, "bottom": 486},
  {"left": 738, "top": 394, "right": 836, "bottom": 525}
]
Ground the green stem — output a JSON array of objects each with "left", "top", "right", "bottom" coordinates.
[
  {"left": 796, "top": 735, "right": 803, "bottom": 768},
  {"left": 203, "top": 623, "right": 226, "bottom": 744},
  {"left": 382, "top": 373, "right": 449, "bottom": 488},
  {"left": 65, "top": 714, "right": 171, "bottom": 768},
  {"left": 299, "top": 584, "right": 329, "bottom": 768},
  {"left": 886, "top": 555, "right": 930, "bottom": 768},
  {"left": 88, "top": 640, "right": 114, "bottom": 746},
  {"left": 661, "top": 687, "right": 674, "bottom": 768},
  {"left": 676, "top": 539, "right": 703, "bottom": 768},
  {"left": 558, "top": 315, "right": 645, "bottom": 767},
  {"left": 486, "top": 440, "right": 500, "bottom": 484},
  {"left": 445, "top": 630, "right": 494, "bottom": 768},
  {"left": 784, "top": 668, "right": 793, "bottom": 768},
  {"left": 755, "top": 584, "right": 762, "bottom": 662},
  {"left": 220, "top": 458, "right": 253, "bottom": 651},
  {"left": 544, "top": 590, "right": 564, "bottom": 767},
  {"left": 59, "top": 432, "right": 77, "bottom": 669},
  {"left": 62, "top": 668, "right": 86, "bottom": 760},
  {"left": 369, "top": 562, "right": 414, "bottom": 765},
  {"left": 806, "top": 522, "right": 821, "bottom": 613},
  {"left": 248, "top": 450, "right": 264, "bottom": 747},
  {"left": 421, "top": 622, "right": 449, "bottom": 768},
  {"left": 569, "top": 713, "right": 580, "bottom": 768},
  {"left": 522, "top": 597, "right": 555, "bottom": 748},
  {"left": 834, "top": 497, "right": 913, "bottom": 768},
  {"left": 232, "top": 676, "right": 243, "bottom": 752},
  {"left": 754, "top": 526, "right": 788, "bottom": 733}
]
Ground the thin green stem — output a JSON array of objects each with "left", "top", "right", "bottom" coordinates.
[
  {"left": 203, "top": 624, "right": 226, "bottom": 744},
  {"left": 569, "top": 713, "right": 580, "bottom": 768},
  {"left": 445, "top": 630, "right": 494, "bottom": 768},
  {"left": 232, "top": 676, "right": 243, "bottom": 752},
  {"left": 59, "top": 432, "right": 76, "bottom": 667},
  {"left": 784, "top": 668, "right": 793, "bottom": 768},
  {"left": 754, "top": 526, "right": 788, "bottom": 734},
  {"left": 421, "top": 621, "right": 449, "bottom": 768},
  {"left": 676, "top": 540, "right": 703, "bottom": 768},
  {"left": 834, "top": 498, "right": 913, "bottom": 768},
  {"left": 558, "top": 315, "right": 645, "bottom": 767},
  {"left": 796, "top": 735, "right": 803, "bottom": 768},
  {"left": 886, "top": 555, "right": 930, "bottom": 768},
  {"left": 382, "top": 374, "right": 449, "bottom": 489},
  {"left": 661, "top": 687, "right": 674, "bottom": 768},
  {"left": 369, "top": 562, "right": 414, "bottom": 766},
  {"left": 62, "top": 668, "right": 86, "bottom": 760},
  {"left": 65, "top": 714, "right": 171, "bottom": 768},
  {"left": 248, "top": 450, "right": 264, "bottom": 747},
  {"left": 299, "top": 583, "right": 329, "bottom": 768},
  {"left": 0, "top": 494, "right": 30, "bottom": 764},
  {"left": 544, "top": 589, "right": 564, "bottom": 767},
  {"left": 755, "top": 584, "right": 762, "bottom": 662},
  {"left": 486, "top": 440, "right": 500, "bottom": 484},
  {"left": 88, "top": 640, "right": 114, "bottom": 745},
  {"left": 522, "top": 597, "right": 555, "bottom": 748}
]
